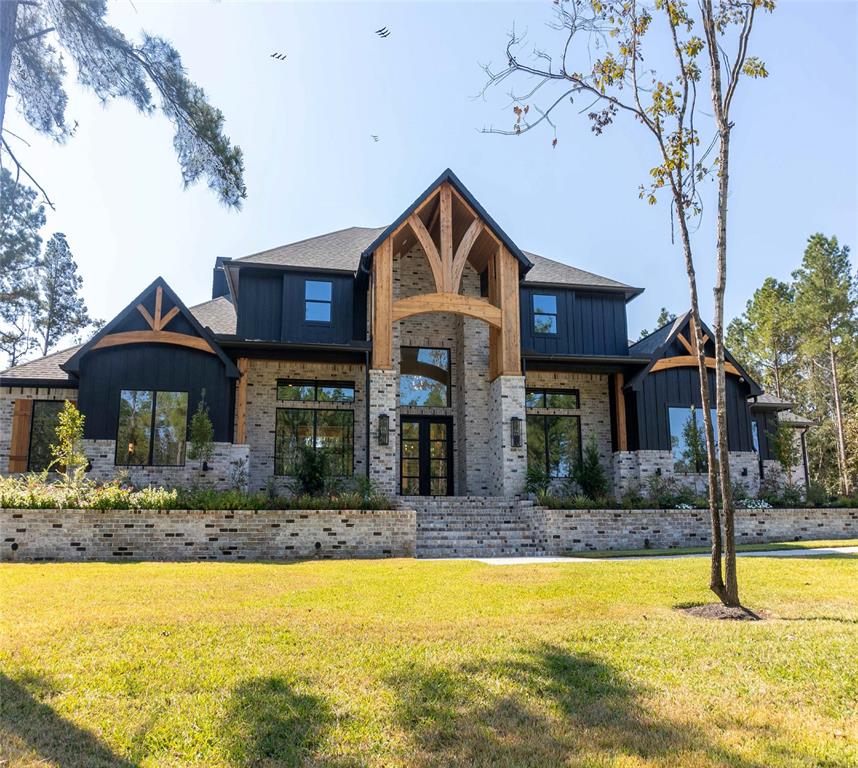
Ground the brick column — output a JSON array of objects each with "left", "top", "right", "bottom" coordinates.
[
  {"left": 488, "top": 375, "right": 527, "bottom": 497},
  {"left": 368, "top": 369, "right": 398, "bottom": 496}
]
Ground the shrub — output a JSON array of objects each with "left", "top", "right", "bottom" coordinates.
[
  {"left": 188, "top": 392, "right": 214, "bottom": 470},
  {"left": 50, "top": 401, "right": 88, "bottom": 485},
  {"left": 644, "top": 475, "right": 696, "bottom": 508},
  {"left": 620, "top": 483, "right": 646, "bottom": 509},
  {"left": 524, "top": 464, "right": 551, "bottom": 497},
  {"left": 571, "top": 440, "right": 610, "bottom": 498},
  {"left": 295, "top": 446, "right": 328, "bottom": 496}
]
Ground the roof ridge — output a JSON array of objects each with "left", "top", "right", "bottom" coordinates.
[
  {"left": 232, "top": 225, "right": 386, "bottom": 263},
  {"left": 522, "top": 250, "right": 635, "bottom": 290}
]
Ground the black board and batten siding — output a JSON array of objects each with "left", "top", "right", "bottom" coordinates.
[
  {"left": 236, "top": 269, "right": 365, "bottom": 344},
  {"left": 77, "top": 346, "right": 234, "bottom": 442},
  {"left": 630, "top": 367, "right": 755, "bottom": 453},
  {"left": 519, "top": 287, "right": 629, "bottom": 356}
]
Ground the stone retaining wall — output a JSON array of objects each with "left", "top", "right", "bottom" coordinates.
[
  {"left": 536, "top": 506, "right": 857, "bottom": 553},
  {"left": 1, "top": 508, "right": 415, "bottom": 562}
]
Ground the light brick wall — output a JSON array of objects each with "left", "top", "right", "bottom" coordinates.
[
  {"left": 241, "top": 359, "right": 367, "bottom": 493},
  {"left": 1, "top": 386, "right": 78, "bottom": 474},
  {"left": 1, "top": 507, "right": 416, "bottom": 562},
  {"left": 368, "top": 369, "right": 398, "bottom": 496},
  {"left": 536, "top": 506, "right": 857, "bottom": 553},
  {"left": 488, "top": 375, "right": 528, "bottom": 496}
]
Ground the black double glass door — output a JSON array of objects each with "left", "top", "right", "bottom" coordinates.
[{"left": 400, "top": 416, "right": 453, "bottom": 496}]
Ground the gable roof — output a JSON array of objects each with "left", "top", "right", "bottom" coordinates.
[
  {"left": 189, "top": 295, "right": 237, "bottom": 336},
  {"left": 0, "top": 345, "right": 80, "bottom": 386},
  {"left": 523, "top": 251, "right": 642, "bottom": 299},
  {"left": 61, "top": 277, "right": 240, "bottom": 378},
  {"left": 358, "top": 168, "right": 533, "bottom": 276},
  {"left": 627, "top": 310, "right": 763, "bottom": 396}
]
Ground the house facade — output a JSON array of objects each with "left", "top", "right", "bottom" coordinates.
[{"left": 1, "top": 170, "right": 806, "bottom": 499}]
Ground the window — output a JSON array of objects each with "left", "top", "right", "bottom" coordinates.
[
  {"left": 532, "top": 294, "right": 558, "bottom": 334},
  {"left": 275, "top": 408, "right": 353, "bottom": 476},
  {"left": 28, "top": 401, "right": 64, "bottom": 471},
  {"left": 668, "top": 406, "right": 718, "bottom": 473},
  {"left": 526, "top": 415, "right": 582, "bottom": 478},
  {"left": 277, "top": 380, "right": 355, "bottom": 403},
  {"left": 115, "top": 390, "right": 188, "bottom": 466},
  {"left": 525, "top": 388, "right": 580, "bottom": 409},
  {"left": 751, "top": 420, "right": 760, "bottom": 454},
  {"left": 304, "top": 280, "right": 332, "bottom": 323},
  {"left": 400, "top": 347, "right": 450, "bottom": 407}
]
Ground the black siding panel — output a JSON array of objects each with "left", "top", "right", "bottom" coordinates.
[
  {"left": 237, "top": 272, "right": 283, "bottom": 341},
  {"left": 78, "top": 345, "right": 233, "bottom": 442}
]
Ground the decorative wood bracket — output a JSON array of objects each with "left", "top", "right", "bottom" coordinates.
[
  {"left": 391, "top": 292, "right": 502, "bottom": 328},
  {"left": 650, "top": 355, "right": 741, "bottom": 376}
]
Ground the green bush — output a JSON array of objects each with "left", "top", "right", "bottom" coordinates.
[
  {"left": 524, "top": 464, "right": 551, "bottom": 497},
  {"left": 571, "top": 440, "right": 610, "bottom": 499},
  {"left": 295, "top": 446, "right": 329, "bottom": 496},
  {"left": 188, "top": 392, "right": 215, "bottom": 469},
  {"left": 644, "top": 475, "right": 696, "bottom": 508}
]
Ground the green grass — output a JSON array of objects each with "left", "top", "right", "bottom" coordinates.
[
  {"left": 2, "top": 556, "right": 856, "bottom": 767},
  {"left": 569, "top": 538, "right": 858, "bottom": 558}
]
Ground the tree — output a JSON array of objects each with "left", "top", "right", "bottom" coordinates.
[
  {"left": 0, "top": 0, "right": 245, "bottom": 208},
  {"left": 571, "top": 438, "right": 609, "bottom": 499},
  {"left": 726, "top": 278, "right": 797, "bottom": 398},
  {"left": 34, "top": 232, "right": 91, "bottom": 355},
  {"left": 639, "top": 307, "right": 677, "bottom": 340},
  {"left": 792, "top": 234, "right": 857, "bottom": 495},
  {"left": 50, "top": 399, "right": 88, "bottom": 485},
  {"left": 480, "top": 0, "right": 770, "bottom": 604},
  {"left": 188, "top": 391, "right": 215, "bottom": 472},
  {"left": 0, "top": 168, "right": 42, "bottom": 366},
  {"left": 770, "top": 419, "right": 798, "bottom": 483}
]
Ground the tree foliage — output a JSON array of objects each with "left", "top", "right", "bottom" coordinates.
[
  {"left": 35, "top": 232, "right": 90, "bottom": 355},
  {"left": 188, "top": 391, "right": 215, "bottom": 470},
  {"left": 50, "top": 399, "right": 88, "bottom": 485},
  {"left": 639, "top": 307, "right": 677, "bottom": 340},
  {"left": 1, "top": 0, "right": 245, "bottom": 207}
]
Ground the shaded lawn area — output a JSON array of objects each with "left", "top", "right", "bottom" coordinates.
[
  {"left": 569, "top": 538, "right": 858, "bottom": 558},
  {"left": 1, "top": 557, "right": 856, "bottom": 767}
]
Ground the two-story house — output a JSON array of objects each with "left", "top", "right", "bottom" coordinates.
[{"left": 1, "top": 170, "right": 808, "bottom": 498}]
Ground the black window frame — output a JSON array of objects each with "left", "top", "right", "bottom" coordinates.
[
  {"left": 526, "top": 413, "right": 583, "bottom": 479},
  {"left": 274, "top": 407, "right": 354, "bottom": 477},
  {"left": 114, "top": 389, "right": 189, "bottom": 467},
  {"left": 525, "top": 387, "right": 580, "bottom": 410},
  {"left": 276, "top": 379, "right": 356, "bottom": 403},
  {"left": 27, "top": 399, "right": 65, "bottom": 472},
  {"left": 303, "top": 279, "right": 333, "bottom": 326},
  {"left": 667, "top": 403, "right": 720, "bottom": 474},
  {"left": 532, "top": 293, "right": 559, "bottom": 336},
  {"left": 399, "top": 346, "right": 452, "bottom": 407}
]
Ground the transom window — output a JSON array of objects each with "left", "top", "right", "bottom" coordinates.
[
  {"left": 277, "top": 379, "right": 355, "bottom": 403},
  {"left": 525, "top": 388, "right": 580, "bottom": 409},
  {"left": 28, "top": 400, "right": 64, "bottom": 471},
  {"left": 304, "top": 280, "right": 332, "bottom": 323},
  {"left": 532, "top": 294, "right": 558, "bottom": 335},
  {"left": 400, "top": 347, "right": 451, "bottom": 407},
  {"left": 275, "top": 408, "right": 354, "bottom": 476},
  {"left": 115, "top": 390, "right": 188, "bottom": 466},
  {"left": 668, "top": 405, "right": 719, "bottom": 473}
]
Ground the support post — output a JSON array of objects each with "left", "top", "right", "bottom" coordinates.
[
  {"left": 371, "top": 239, "right": 393, "bottom": 369},
  {"left": 236, "top": 357, "right": 249, "bottom": 444}
]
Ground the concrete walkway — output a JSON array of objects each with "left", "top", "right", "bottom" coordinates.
[{"left": 467, "top": 545, "right": 858, "bottom": 566}]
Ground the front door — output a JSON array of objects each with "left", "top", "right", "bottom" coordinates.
[{"left": 400, "top": 416, "right": 453, "bottom": 496}]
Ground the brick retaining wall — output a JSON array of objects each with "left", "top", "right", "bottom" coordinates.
[
  {"left": 536, "top": 507, "right": 857, "bottom": 553},
  {"left": 1, "top": 508, "right": 415, "bottom": 562}
]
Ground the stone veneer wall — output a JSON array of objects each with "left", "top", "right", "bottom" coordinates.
[
  {"left": 1, "top": 507, "right": 416, "bottom": 562},
  {"left": 1, "top": 386, "right": 79, "bottom": 472},
  {"left": 83, "top": 440, "right": 250, "bottom": 490},
  {"left": 488, "top": 375, "right": 528, "bottom": 496},
  {"left": 242, "top": 359, "right": 367, "bottom": 493},
  {"left": 368, "top": 369, "right": 398, "bottom": 496},
  {"left": 535, "top": 506, "right": 857, "bottom": 553}
]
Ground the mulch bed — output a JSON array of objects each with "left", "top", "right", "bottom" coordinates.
[{"left": 678, "top": 603, "right": 766, "bottom": 621}]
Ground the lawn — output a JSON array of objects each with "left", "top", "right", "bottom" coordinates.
[
  {"left": 568, "top": 538, "right": 858, "bottom": 558},
  {"left": 1, "top": 556, "right": 856, "bottom": 768}
]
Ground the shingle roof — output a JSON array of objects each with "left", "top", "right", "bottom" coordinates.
[
  {"left": 189, "top": 295, "right": 237, "bottom": 335},
  {"left": 750, "top": 393, "right": 794, "bottom": 411},
  {"left": 0, "top": 345, "right": 80, "bottom": 384},
  {"left": 628, "top": 312, "right": 690, "bottom": 355},
  {"left": 230, "top": 227, "right": 640, "bottom": 295}
]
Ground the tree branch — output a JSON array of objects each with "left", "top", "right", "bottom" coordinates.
[
  {"left": 1, "top": 137, "right": 55, "bottom": 208},
  {"left": 14, "top": 27, "right": 55, "bottom": 45}
]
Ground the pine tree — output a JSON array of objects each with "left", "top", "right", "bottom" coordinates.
[{"left": 0, "top": 0, "right": 245, "bottom": 207}]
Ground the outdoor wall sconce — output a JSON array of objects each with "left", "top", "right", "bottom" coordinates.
[
  {"left": 510, "top": 416, "right": 522, "bottom": 448},
  {"left": 741, "top": 467, "right": 748, "bottom": 476},
  {"left": 377, "top": 413, "right": 390, "bottom": 445},
  {"left": 655, "top": 468, "right": 662, "bottom": 476}
]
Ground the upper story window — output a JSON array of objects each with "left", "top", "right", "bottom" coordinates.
[
  {"left": 304, "top": 280, "right": 332, "bottom": 323},
  {"left": 400, "top": 347, "right": 451, "bottom": 407},
  {"left": 532, "top": 294, "right": 558, "bottom": 334},
  {"left": 115, "top": 389, "right": 188, "bottom": 466}
]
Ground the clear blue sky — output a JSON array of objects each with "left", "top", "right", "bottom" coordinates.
[{"left": 15, "top": 0, "right": 858, "bottom": 342}]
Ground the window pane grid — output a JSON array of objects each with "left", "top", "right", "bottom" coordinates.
[
  {"left": 275, "top": 408, "right": 354, "bottom": 477},
  {"left": 304, "top": 280, "right": 332, "bottom": 323},
  {"left": 532, "top": 294, "right": 558, "bottom": 335},
  {"left": 277, "top": 380, "right": 355, "bottom": 403},
  {"left": 525, "top": 388, "right": 580, "bottom": 410},
  {"left": 526, "top": 413, "right": 581, "bottom": 479},
  {"left": 115, "top": 390, "right": 187, "bottom": 467}
]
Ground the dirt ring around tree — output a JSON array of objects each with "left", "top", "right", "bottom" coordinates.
[{"left": 676, "top": 603, "right": 766, "bottom": 621}]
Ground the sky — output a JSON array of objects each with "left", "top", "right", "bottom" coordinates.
[{"left": 10, "top": 0, "right": 858, "bottom": 346}]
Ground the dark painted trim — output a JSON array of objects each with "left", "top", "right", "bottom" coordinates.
[
  {"left": 522, "top": 280, "right": 644, "bottom": 302},
  {"left": 0, "top": 378, "right": 78, "bottom": 389},
  {"left": 358, "top": 168, "right": 532, "bottom": 276}
]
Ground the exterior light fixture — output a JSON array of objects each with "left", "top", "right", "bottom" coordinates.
[
  {"left": 378, "top": 413, "right": 390, "bottom": 445},
  {"left": 510, "top": 416, "right": 522, "bottom": 448}
]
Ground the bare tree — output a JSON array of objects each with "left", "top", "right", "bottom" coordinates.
[{"left": 481, "top": 0, "right": 772, "bottom": 605}]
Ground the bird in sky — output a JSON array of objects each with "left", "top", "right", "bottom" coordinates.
[
  {"left": 371, "top": 135, "right": 380, "bottom": 142},
  {"left": 375, "top": 27, "right": 391, "bottom": 38},
  {"left": 270, "top": 52, "right": 287, "bottom": 61}
]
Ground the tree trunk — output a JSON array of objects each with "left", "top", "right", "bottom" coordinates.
[
  {"left": 773, "top": 357, "right": 781, "bottom": 399},
  {"left": 0, "top": 1, "right": 18, "bottom": 139},
  {"left": 829, "top": 340, "right": 850, "bottom": 495}
]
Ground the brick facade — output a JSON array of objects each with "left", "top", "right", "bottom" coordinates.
[{"left": 1, "top": 386, "right": 79, "bottom": 472}]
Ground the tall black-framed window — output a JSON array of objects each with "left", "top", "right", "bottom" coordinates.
[
  {"left": 28, "top": 400, "right": 65, "bottom": 471},
  {"left": 304, "top": 280, "right": 332, "bottom": 323},
  {"left": 532, "top": 294, "right": 558, "bottom": 335},
  {"left": 668, "top": 405, "right": 719, "bottom": 473},
  {"left": 275, "top": 408, "right": 354, "bottom": 476},
  {"left": 526, "top": 414, "right": 582, "bottom": 478},
  {"left": 115, "top": 389, "right": 189, "bottom": 466},
  {"left": 277, "top": 379, "right": 355, "bottom": 403},
  {"left": 400, "top": 347, "right": 451, "bottom": 406}
]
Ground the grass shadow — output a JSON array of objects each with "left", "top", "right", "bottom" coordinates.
[
  {"left": 0, "top": 672, "right": 136, "bottom": 768},
  {"left": 387, "top": 643, "right": 769, "bottom": 767},
  {"left": 223, "top": 676, "right": 356, "bottom": 767}
]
